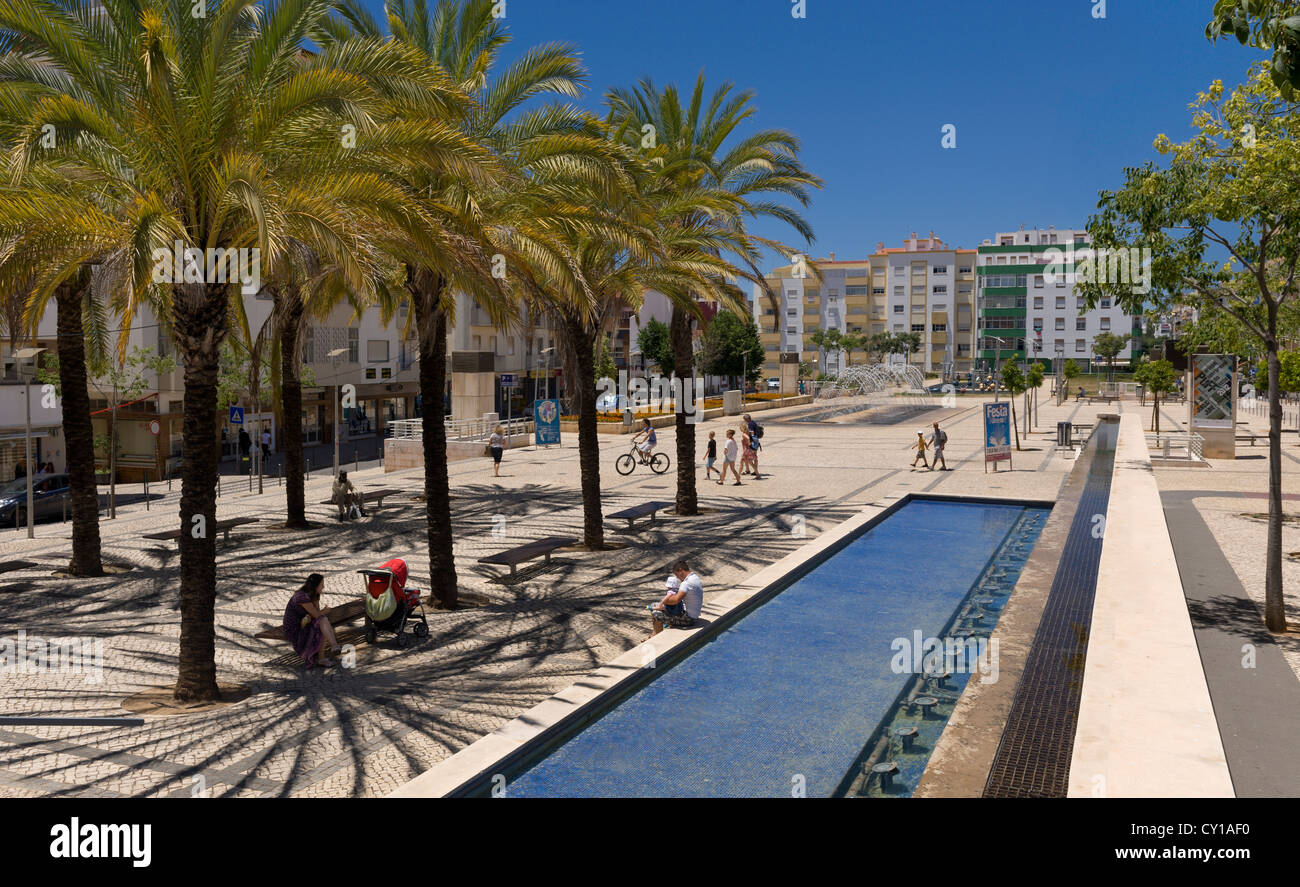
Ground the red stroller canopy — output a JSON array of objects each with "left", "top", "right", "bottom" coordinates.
[{"left": 365, "top": 558, "right": 409, "bottom": 599}]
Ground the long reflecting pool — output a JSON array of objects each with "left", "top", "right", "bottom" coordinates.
[{"left": 497, "top": 498, "right": 1050, "bottom": 798}]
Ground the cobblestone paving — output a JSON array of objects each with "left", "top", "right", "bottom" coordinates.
[{"left": 1, "top": 396, "right": 1105, "bottom": 797}]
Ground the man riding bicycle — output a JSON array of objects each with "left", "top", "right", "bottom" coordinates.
[{"left": 632, "top": 418, "right": 657, "bottom": 462}]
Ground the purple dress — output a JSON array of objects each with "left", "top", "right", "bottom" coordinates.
[{"left": 283, "top": 590, "right": 325, "bottom": 666}]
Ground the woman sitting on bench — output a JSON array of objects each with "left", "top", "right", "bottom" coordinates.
[
  {"left": 332, "top": 470, "right": 366, "bottom": 519},
  {"left": 283, "top": 573, "right": 340, "bottom": 668}
]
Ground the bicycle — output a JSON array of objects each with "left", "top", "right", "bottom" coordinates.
[{"left": 615, "top": 442, "right": 670, "bottom": 475}]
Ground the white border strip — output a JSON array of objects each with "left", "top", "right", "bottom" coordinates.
[{"left": 1067, "top": 413, "right": 1233, "bottom": 797}]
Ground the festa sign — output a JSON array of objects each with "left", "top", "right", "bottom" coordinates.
[{"left": 984, "top": 401, "right": 1012, "bottom": 471}]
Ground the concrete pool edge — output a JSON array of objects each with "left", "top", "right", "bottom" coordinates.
[{"left": 389, "top": 492, "right": 1053, "bottom": 799}]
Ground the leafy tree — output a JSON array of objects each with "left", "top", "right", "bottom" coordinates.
[
  {"left": 594, "top": 335, "right": 618, "bottom": 384},
  {"left": 1092, "top": 331, "right": 1128, "bottom": 382},
  {"left": 840, "top": 332, "right": 864, "bottom": 366},
  {"left": 1085, "top": 63, "right": 1300, "bottom": 631},
  {"left": 1254, "top": 350, "right": 1300, "bottom": 393},
  {"left": 1025, "top": 361, "right": 1045, "bottom": 433},
  {"left": 1134, "top": 359, "right": 1179, "bottom": 432},
  {"left": 701, "top": 311, "right": 765, "bottom": 388},
  {"left": 1063, "top": 358, "right": 1081, "bottom": 386},
  {"left": 636, "top": 318, "right": 675, "bottom": 374},
  {"left": 1206, "top": 1, "right": 1300, "bottom": 96},
  {"left": 1000, "top": 360, "right": 1025, "bottom": 450}
]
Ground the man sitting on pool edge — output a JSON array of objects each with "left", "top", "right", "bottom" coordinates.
[{"left": 648, "top": 560, "right": 704, "bottom": 638}]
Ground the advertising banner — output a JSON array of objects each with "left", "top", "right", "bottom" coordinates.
[{"left": 534, "top": 399, "right": 561, "bottom": 446}]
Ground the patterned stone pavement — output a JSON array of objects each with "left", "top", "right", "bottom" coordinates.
[{"left": 0, "top": 392, "right": 1234, "bottom": 797}]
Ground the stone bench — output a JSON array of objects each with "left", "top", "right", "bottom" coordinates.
[{"left": 477, "top": 536, "right": 577, "bottom": 577}]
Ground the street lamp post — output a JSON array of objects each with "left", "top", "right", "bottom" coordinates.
[
  {"left": 15, "top": 347, "right": 45, "bottom": 539},
  {"left": 327, "top": 347, "right": 348, "bottom": 475}
]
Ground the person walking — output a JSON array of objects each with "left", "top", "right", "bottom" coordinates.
[
  {"left": 718, "top": 429, "right": 742, "bottom": 486},
  {"left": 238, "top": 428, "right": 252, "bottom": 475},
  {"left": 929, "top": 421, "right": 948, "bottom": 471},
  {"left": 260, "top": 427, "right": 272, "bottom": 461},
  {"left": 488, "top": 425, "right": 506, "bottom": 477},
  {"left": 910, "top": 430, "right": 930, "bottom": 469},
  {"left": 742, "top": 413, "right": 762, "bottom": 478},
  {"left": 703, "top": 431, "right": 718, "bottom": 480}
]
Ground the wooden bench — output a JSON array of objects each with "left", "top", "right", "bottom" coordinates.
[
  {"left": 1236, "top": 433, "right": 1260, "bottom": 446},
  {"left": 255, "top": 598, "right": 366, "bottom": 641},
  {"left": 1086, "top": 395, "right": 1115, "bottom": 405},
  {"left": 477, "top": 536, "right": 577, "bottom": 577},
  {"left": 318, "top": 487, "right": 405, "bottom": 513},
  {"left": 607, "top": 500, "right": 671, "bottom": 530},
  {"left": 142, "top": 517, "right": 262, "bottom": 546}
]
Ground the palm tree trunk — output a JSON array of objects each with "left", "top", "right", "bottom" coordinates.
[
  {"left": 55, "top": 276, "right": 103, "bottom": 576},
  {"left": 671, "top": 306, "right": 697, "bottom": 515},
  {"left": 1265, "top": 334, "right": 1287, "bottom": 632},
  {"left": 173, "top": 281, "right": 229, "bottom": 703},
  {"left": 279, "top": 287, "right": 308, "bottom": 528},
  {"left": 563, "top": 312, "right": 605, "bottom": 548},
  {"left": 412, "top": 267, "right": 457, "bottom": 608},
  {"left": 1010, "top": 398, "right": 1021, "bottom": 451}
]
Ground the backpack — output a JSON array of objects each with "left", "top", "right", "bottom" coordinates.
[
  {"left": 753, "top": 423, "right": 764, "bottom": 439},
  {"left": 937, "top": 429, "right": 947, "bottom": 446}
]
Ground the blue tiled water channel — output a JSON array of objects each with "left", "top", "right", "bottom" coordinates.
[{"left": 501, "top": 498, "right": 1051, "bottom": 798}]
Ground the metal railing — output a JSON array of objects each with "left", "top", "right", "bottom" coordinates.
[
  {"left": 1146, "top": 430, "right": 1204, "bottom": 461},
  {"left": 1238, "top": 395, "right": 1300, "bottom": 428},
  {"left": 388, "top": 416, "right": 534, "bottom": 442}
]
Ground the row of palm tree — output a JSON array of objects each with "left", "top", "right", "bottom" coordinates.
[{"left": 0, "top": 0, "right": 819, "bottom": 701}]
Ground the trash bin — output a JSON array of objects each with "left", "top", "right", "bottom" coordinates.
[{"left": 1057, "top": 421, "right": 1072, "bottom": 448}]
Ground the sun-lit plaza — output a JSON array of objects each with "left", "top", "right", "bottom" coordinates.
[{"left": 0, "top": 4, "right": 1299, "bottom": 862}]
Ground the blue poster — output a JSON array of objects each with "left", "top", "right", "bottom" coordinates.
[
  {"left": 983, "top": 401, "right": 1011, "bottom": 463},
  {"left": 534, "top": 399, "right": 561, "bottom": 446}
]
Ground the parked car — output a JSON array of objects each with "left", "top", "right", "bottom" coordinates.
[
  {"left": 0, "top": 473, "right": 71, "bottom": 525},
  {"left": 766, "top": 377, "right": 781, "bottom": 391}
]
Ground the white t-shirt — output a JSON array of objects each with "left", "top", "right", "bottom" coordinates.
[
  {"left": 678, "top": 572, "right": 704, "bottom": 619},
  {"left": 724, "top": 438, "right": 738, "bottom": 461},
  {"left": 489, "top": 433, "right": 504, "bottom": 448}
]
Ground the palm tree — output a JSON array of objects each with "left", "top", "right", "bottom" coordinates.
[
  {"left": 325, "top": 0, "right": 628, "bottom": 603},
  {"left": 0, "top": 0, "right": 460, "bottom": 700},
  {"left": 606, "top": 74, "right": 822, "bottom": 515}
]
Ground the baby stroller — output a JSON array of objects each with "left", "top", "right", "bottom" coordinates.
[{"left": 359, "top": 558, "right": 429, "bottom": 648}]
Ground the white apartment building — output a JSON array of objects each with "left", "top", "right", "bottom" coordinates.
[{"left": 977, "top": 226, "right": 1137, "bottom": 373}]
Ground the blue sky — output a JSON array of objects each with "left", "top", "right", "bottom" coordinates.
[{"left": 362, "top": 0, "right": 1263, "bottom": 267}]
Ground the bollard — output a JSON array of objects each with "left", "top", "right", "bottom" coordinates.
[
  {"left": 217, "top": 473, "right": 221, "bottom": 498},
  {"left": 1163, "top": 437, "right": 1170, "bottom": 459},
  {"left": 63, "top": 494, "right": 67, "bottom": 523},
  {"left": 145, "top": 472, "right": 150, "bottom": 511},
  {"left": 306, "top": 457, "right": 311, "bottom": 480}
]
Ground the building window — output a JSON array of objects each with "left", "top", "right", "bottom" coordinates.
[
  {"left": 911, "top": 324, "right": 925, "bottom": 332},
  {"left": 1100, "top": 298, "right": 1111, "bottom": 309},
  {"left": 872, "top": 287, "right": 885, "bottom": 295},
  {"left": 893, "top": 305, "right": 904, "bottom": 313},
  {"left": 1032, "top": 318, "right": 1043, "bottom": 332},
  {"left": 933, "top": 265, "right": 947, "bottom": 274},
  {"left": 1100, "top": 317, "right": 1111, "bottom": 330},
  {"left": 958, "top": 265, "right": 972, "bottom": 274},
  {"left": 932, "top": 285, "right": 947, "bottom": 294},
  {"left": 1055, "top": 318, "right": 1065, "bottom": 330},
  {"left": 1076, "top": 318, "right": 1087, "bottom": 331},
  {"left": 846, "top": 286, "right": 869, "bottom": 295},
  {"left": 931, "top": 323, "right": 946, "bottom": 332},
  {"left": 367, "top": 340, "right": 390, "bottom": 363},
  {"left": 347, "top": 328, "right": 359, "bottom": 363},
  {"left": 1033, "top": 297, "right": 1044, "bottom": 309},
  {"left": 912, "top": 304, "right": 925, "bottom": 314},
  {"left": 787, "top": 309, "right": 797, "bottom": 316},
  {"left": 893, "top": 324, "right": 905, "bottom": 331},
  {"left": 1055, "top": 297, "right": 1066, "bottom": 309},
  {"left": 1076, "top": 339, "right": 1086, "bottom": 352},
  {"left": 1034, "top": 276, "right": 1044, "bottom": 288},
  {"left": 932, "top": 303, "right": 946, "bottom": 311}
]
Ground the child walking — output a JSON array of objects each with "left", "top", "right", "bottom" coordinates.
[
  {"left": 910, "top": 431, "right": 930, "bottom": 469},
  {"left": 704, "top": 431, "right": 718, "bottom": 480}
]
